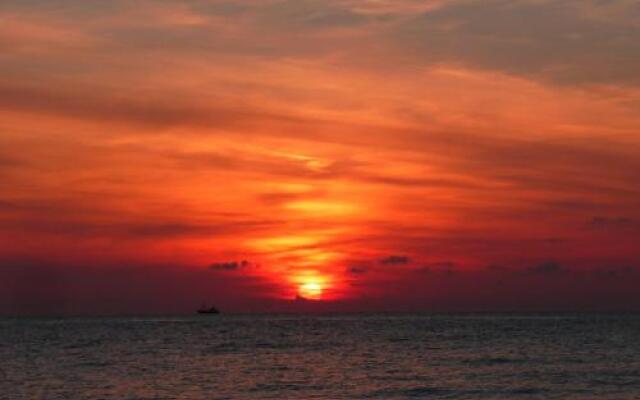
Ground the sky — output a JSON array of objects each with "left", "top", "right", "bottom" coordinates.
[{"left": 1, "top": 0, "right": 640, "bottom": 314}]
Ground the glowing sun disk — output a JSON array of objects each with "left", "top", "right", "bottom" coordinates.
[{"left": 298, "top": 281, "right": 324, "bottom": 299}]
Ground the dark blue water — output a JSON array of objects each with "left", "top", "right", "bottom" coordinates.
[{"left": 3, "top": 314, "right": 640, "bottom": 399}]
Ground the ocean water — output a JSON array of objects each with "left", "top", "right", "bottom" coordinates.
[{"left": 2, "top": 314, "right": 640, "bottom": 399}]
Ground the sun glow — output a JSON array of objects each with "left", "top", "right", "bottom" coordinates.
[
  {"left": 298, "top": 280, "right": 324, "bottom": 300},
  {"left": 293, "top": 271, "right": 330, "bottom": 300}
]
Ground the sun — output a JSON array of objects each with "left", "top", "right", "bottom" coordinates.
[{"left": 298, "top": 281, "right": 324, "bottom": 300}]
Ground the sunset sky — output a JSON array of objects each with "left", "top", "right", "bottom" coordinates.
[{"left": 2, "top": 0, "right": 640, "bottom": 314}]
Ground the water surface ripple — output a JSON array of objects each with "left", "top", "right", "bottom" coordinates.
[{"left": 3, "top": 314, "right": 640, "bottom": 399}]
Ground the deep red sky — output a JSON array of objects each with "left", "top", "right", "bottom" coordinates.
[{"left": 1, "top": 0, "right": 640, "bottom": 314}]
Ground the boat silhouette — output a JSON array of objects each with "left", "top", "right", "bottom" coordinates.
[{"left": 196, "top": 303, "right": 220, "bottom": 314}]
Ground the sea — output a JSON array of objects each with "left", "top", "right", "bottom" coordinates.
[{"left": 2, "top": 313, "right": 640, "bottom": 399}]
